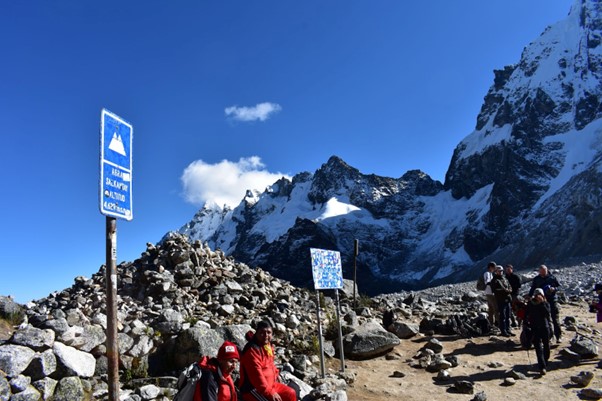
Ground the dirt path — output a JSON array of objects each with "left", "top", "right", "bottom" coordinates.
[{"left": 341, "top": 300, "right": 602, "bottom": 401}]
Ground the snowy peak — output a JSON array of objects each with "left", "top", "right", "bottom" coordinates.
[{"left": 178, "top": 1, "right": 602, "bottom": 294}]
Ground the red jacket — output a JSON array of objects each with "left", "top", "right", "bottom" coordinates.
[
  {"left": 239, "top": 341, "right": 279, "bottom": 398},
  {"left": 194, "top": 356, "right": 237, "bottom": 401}
]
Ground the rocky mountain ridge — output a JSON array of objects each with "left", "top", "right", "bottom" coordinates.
[{"left": 180, "top": 0, "right": 602, "bottom": 294}]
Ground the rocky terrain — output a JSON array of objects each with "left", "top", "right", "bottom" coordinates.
[{"left": 1, "top": 232, "right": 602, "bottom": 400}]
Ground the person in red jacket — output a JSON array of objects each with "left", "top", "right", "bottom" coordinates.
[
  {"left": 239, "top": 321, "right": 297, "bottom": 401},
  {"left": 194, "top": 341, "right": 240, "bottom": 401}
]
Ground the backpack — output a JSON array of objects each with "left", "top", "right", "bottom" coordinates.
[
  {"left": 173, "top": 360, "right": 203, "bottom": 401},
  {"left": 476, "top": 274, "right": 486, "bottom": 291},
  {"left": 520, "top": 325, "right": 533, "bottom": 349}
]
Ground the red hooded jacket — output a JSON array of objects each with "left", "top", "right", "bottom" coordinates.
[{"left": 194, "top": 356, "right": 237, "bottom": 401}]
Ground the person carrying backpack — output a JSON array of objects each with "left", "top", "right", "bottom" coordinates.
[
  {"left": 239, "top": 321, "right": 297, "bottom": 401},
  {"left": 193, "top": 341, "right": 240, "bottom": 401},
  {"left": 524, "top": 288, "right": 552, "bottom": 375}
]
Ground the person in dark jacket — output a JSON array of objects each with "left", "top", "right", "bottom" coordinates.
[
  {"left": 529, "top": 265, "right": 562, "bottom": 343},
  {"left": 524, "top": 288, "right": 552, "bottom": 375},
  {"left": 505, "top": 264, "right": 522, "bottom": 327},
  {"left": 239, "top": 321, "right": 297, "bottom": 401},
  {"left": 490, "top": 265, "right": 514, "bottom": 336},
  {"left": 194, "top": 341, "right": 239, "bottom": 401},
  {"left": 590, "top": 283, "right": 602, "bottom": 323}
]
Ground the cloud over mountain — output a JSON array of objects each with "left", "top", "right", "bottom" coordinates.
[{"left": 180, "top": 156, "right": 290, "bottom": 208}]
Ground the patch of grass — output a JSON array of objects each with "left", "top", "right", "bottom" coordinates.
[
  {"left": 1, "top": 309, "right": 25, "bottom": 326},
  {"left": 0, "top": 318, "right": 14, "bottom": 342}
]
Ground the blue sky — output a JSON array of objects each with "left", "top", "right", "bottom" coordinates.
[{"left": 0, "top": 1, "right": 571, "bottom": 303}]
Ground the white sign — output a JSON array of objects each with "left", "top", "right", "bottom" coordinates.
[{"left": 310, "top": 248, "right": 343, "bottom": 289}]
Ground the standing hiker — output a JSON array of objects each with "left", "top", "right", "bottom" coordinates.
[
  {"left": 524, "top": 288, "right": 552, "bottom": 375},
  {"left": 529, "top": 265, "right": 562, "bottom": 343},
  {"left": 483, "top": 261, "right": 498, "bottom": 328}
]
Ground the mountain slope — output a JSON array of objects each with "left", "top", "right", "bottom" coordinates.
[{"left": 180, "top": 0, "right": 602, "bottom": 294}]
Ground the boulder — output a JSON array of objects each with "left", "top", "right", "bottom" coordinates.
[
  {"left": 10, "top": 326, "right": 55, "bottom": 351},
  {"left": 340, "top": 319, "right": 400, "bottom": 359},
  {"left": 0, "top": 344, "right": 36, "bottom": 377},
  {"left": 53, "top": 342, "right": 96, "bottom": 378}
]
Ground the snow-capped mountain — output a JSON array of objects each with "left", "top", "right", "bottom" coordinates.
[{"left": 180, "top": 0, "right": 602, "bottom": 294}]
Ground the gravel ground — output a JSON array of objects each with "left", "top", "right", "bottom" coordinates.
[{"left": 375, "top": 260, "right": 602, "bottom": 303}]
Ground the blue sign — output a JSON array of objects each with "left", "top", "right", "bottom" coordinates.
[
  {"left": 310, "top": 248, "right": 343, "bottom": 290},
  {"left": 100, "top": 109, "right": 133, "bottom": 220}
]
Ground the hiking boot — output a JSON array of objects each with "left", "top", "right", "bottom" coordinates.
[{"left": 540, "top": 369, "right": 547, "bottom": 375}]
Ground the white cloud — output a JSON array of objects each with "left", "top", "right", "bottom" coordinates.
[
  {"left": 224, "top": 102, "right": 282, "bottom": 122},
  {"left": 181, "top": 156, "right": 289, "bottom": 208}
]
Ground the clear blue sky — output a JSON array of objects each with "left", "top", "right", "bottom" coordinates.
[{"left": 0, "top": 1, "right": 571, "bottom": 303}]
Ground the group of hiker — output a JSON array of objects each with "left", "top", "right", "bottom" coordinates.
[
  {"left": 481, "top": 262, "right": 562, "bottom": 375},
  {"left": 185, "top": 320, "right": 298, "bottom": 401}
]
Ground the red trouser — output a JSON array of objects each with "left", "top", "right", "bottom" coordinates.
[{"left": 242, "top": 383, "right": 297, "bottom": 401}]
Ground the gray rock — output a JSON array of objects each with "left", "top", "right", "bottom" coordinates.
[
  {"left": 7, "top": 385, "right": 40, "bottom": 401},
  {"left": 137, "top": 384, "right": 161, "bottom": 400},
  {"left": 471, "top": 391, "right": 487, "bottom": 401},
  {"left": 387, "top": 321, "right": 419, "bottom": 339},
  {"left": 452, "top": 380, "right": 474, "bottom": 394},
  {"left": 579, "top": 388, "right": 602, "bottom": 399},
  {"left": 571, "top": 371, "right": 595, "bottom": 387},
  {"left": 507, "top": 369, "right": 527, "bottom": 380},
  {"left": 53, "top": 342, "right": 96, "bottom": 378},
  {"left": 32, "top": 377, "right": 58, "bottom": 400},
  {"left": 173, "top": 327, "right": 224, "bottom": 369},
  {"left": 423, "top": 338, "right": 444, "bottom": 354},
  {"left": 326, "top": 390, "right": 347, "bottom": 401},
  {"left": 155, "top": 309, "right": 184, "bottom": 335},
  {"left": 218, "top": 305, "right": 235, "bottom": 316},
  {"left": 570, "top": 336, "right": 599, "bottom": 358},
  {"left": 24, "top": 349, "right": 57, "bottom": 380},
  {"left": 118, "top": 333, "right": 135, "bottom": 354},
  {"left": 341, "top": 319, "right": 400, "bottom": 359},
  {"left": 127, "top": 335, "right": 154, "bottom": 358},
  {"left": 70, "top": 324, "right": 106, "bottom": 353},
  {"left": 41, "top": 318, "right": 70, "bottom": 336},
  {"left": 52, "top": 376, "right": 85, "bottom": 401},
  {"left": 0, "top": 375, "right": 10, "bottom": 401},
  {"left": 0, "top": 344, "right": 36, "bottom": 377},
  {"left": 10, "top": 326, "right": 55, "bottom": 351},
  {"left": 9, "top": 375, "right": 30, "bottom": 393}
]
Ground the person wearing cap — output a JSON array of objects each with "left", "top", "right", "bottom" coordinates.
[
  {"left": 483, "top": 261, "right": 499, "bottom": 328},
  {"left": 529, "top": 265, "right": 562, "bottom": 343},
  {"left": 524, "top": 288, "right": 552, "bottom": 375},
  {"left": 239, "top": 321, "right": 297, "bottom": 401},
  {"left": 490, "top": 264, "right": 514, "bottom": 336},
  {"left": 193, "top": 341, "right": 240, "bottom": 401}
]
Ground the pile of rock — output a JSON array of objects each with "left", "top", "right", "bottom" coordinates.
[{"left": 0, "top": 233, "right": 405, "bottom": 400}]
